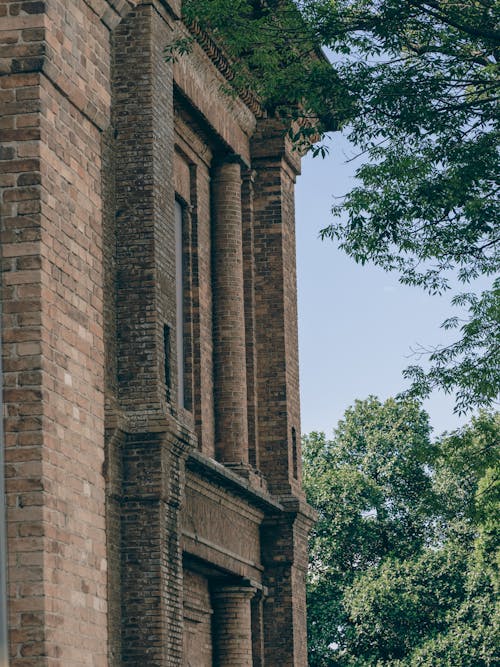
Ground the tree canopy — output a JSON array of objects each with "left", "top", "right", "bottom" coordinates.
[
  {"left": 303, "top": 399, "right": 499, "bottom": 666},
  {"left": 176, "top": 0, "right": 500, "bottom": 412},
  {"left": 316, "top": 0, "right": 500, "bottom": 413}
]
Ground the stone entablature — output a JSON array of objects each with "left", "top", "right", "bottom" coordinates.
[{"left": 0, "top": 0, "right": 316, "bottom": 664}]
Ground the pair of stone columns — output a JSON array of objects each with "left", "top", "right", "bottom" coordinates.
[{"left": 212, "top": 160, "right": 249, "bottom": 468}]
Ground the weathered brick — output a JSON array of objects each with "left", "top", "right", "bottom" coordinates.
[
  {"left": 20, "top": 2, "right": 46, "bottom": 14},
  {"left": 0, "top": 146, "right": 16, "bottom": 159}
]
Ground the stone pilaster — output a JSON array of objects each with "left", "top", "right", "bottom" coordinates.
[
  {"left": 212, "top": 584, "right": 256, "bottom": 667},
  {"left": 211, "top": 159, "right": 249, "bottom": 467}
]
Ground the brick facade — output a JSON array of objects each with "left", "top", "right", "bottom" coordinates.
[{"left": 1, "top": 1, "right": 316, "bottom": 665}]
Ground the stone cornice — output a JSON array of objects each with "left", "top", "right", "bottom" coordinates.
[
  {"left": 186, "top": 450, "right": 283, "bottom": 514},
  {"left": 82, "top": 0, "right": 181, "bottom": 28},
  {"left": 186, "top": 20, "right": 265, "bottom": 119}
]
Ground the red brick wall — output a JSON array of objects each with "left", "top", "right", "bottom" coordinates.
[
  {"left": 1, "top": 1, "right": 111, "bottom": 663},
  {"left": 1, "top": 65, "right": 46, "bottom": 664},
  {"left": 182, "top": 569, "right": 213, "bottom": 667},
  {"left": 38, "top": 73, "right": 107, "bottom": 666}
]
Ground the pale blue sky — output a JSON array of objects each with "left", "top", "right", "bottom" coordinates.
[{"left": 295, "top": 133, "right": 483, "bottom": 438}]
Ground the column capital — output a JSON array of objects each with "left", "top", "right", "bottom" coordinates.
[
  {"left": 211, "top": 585, "right": 257, "bottom": 601},
  {"left": 211, "top": 157, "right": 243, "bottom": 183}
]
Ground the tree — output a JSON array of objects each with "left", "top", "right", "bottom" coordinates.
[
  {"left": 316, "top": 0, "right": 500, "bottom": 413},
  {"left": 303, "top": 396, "right": 436, "bottom": 665},
  {"left": 175, "top": 0, "right": 500, "bottom": 412},
  {"left": 303, "top": 404, "right": 499, "bottom": 666}
]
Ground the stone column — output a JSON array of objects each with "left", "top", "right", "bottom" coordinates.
[
  {"left": 212, "top": 585, "right": 255, "bottom": 667},
  {"left": 212, "top": 159, "right": 249, "bottom": 467}
]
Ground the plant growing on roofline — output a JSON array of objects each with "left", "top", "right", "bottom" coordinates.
[{"left": 170, "top": 0, "right": 499, "bottom": 413}]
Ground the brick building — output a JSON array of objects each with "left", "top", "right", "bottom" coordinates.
[{"left": 0, "top": 1, "right": 316, "bottom": 665}]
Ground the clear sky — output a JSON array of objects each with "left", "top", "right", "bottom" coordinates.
[{"left": 295, "top": 133, "right": 481, "bottom": 439}]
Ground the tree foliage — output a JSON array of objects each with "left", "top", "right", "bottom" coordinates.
[
  {"left": 316, "top": 0, "right": 500, "bottom": 413},
  {"left": 303, "top": 400, "right": 499, "bottom": 666},
  {"left": 176, "top": 0, "right": 500, "bottom": 412}
]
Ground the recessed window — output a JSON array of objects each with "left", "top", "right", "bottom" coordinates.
[
  {"left": 175, "top": 199, "right": 185, "bottom": 408},
  {"left": 292, "top": 426, "right": 298, "bottom": 479},
  {"left": 164, "top": 324, "right": 172, "bottom": 402}
]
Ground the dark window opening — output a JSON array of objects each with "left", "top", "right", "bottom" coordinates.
[
  {"left": 175, "top": 200, "right": 185, "bottom": 408},
  {"left": 292, "top": 426, "right": 298, "bottom": 479},
  {"left": 164, "top": 324, "right": 172, "bottom": 402}
]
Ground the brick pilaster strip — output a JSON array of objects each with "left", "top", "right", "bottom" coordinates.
[
  {"left": 113, "top": 3, "right": 177, "bottom": 418},
  {"left": 110, "top": 5, "right": 190, "bottom": 665},
  {"left": 120, "top": 430, "right": 189, "bottom": 667},
  {"left": 261, "top": 505, "right": 315, "bottom": 667},
  {"left": 252, "top": 119, "right": 303, "bottom": 497}
]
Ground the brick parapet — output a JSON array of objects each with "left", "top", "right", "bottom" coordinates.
[{"left": 172, "top": 23, "right": 256, "bottom": 165}]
